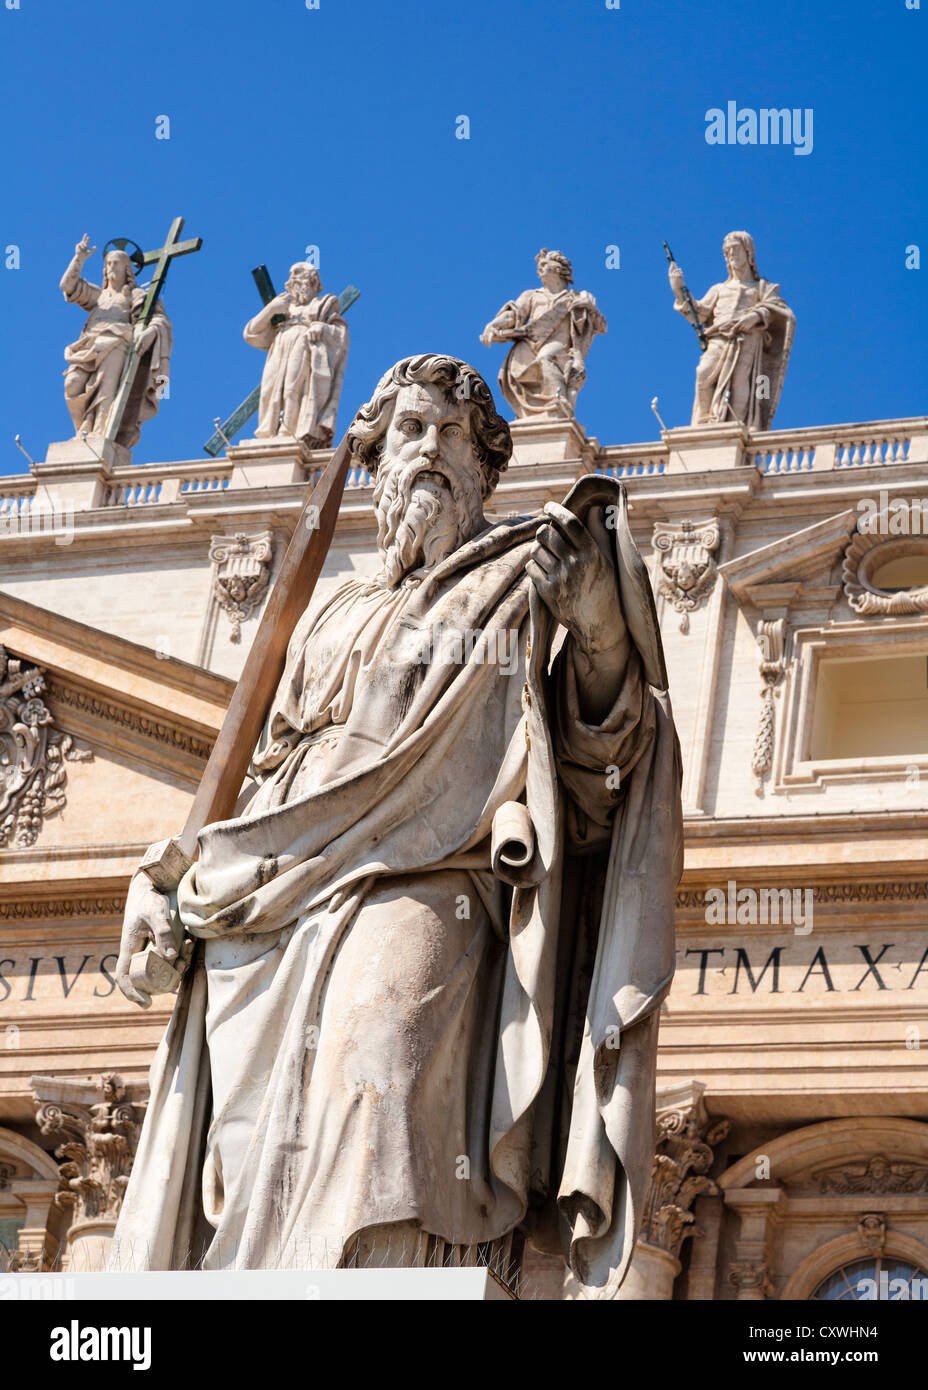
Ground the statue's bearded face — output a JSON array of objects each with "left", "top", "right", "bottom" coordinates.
[
  {"left": 373, "top": 382, "right": 486, "bottom": 588},
  {"left": 724, "top": 238, "right": 751, "bottom": 278},
  {"left": 287, "top": 265, "right": 319, "bottom": 305},
  {"left": 105, "top": 252, "right": 131, "bottom": 290}
]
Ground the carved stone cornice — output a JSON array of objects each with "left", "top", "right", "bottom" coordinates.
[
  {"left": 652, "top": 518, "right": 720, "bottom": 633},
  {"left": 675, "top": 879, "right": 928, "bottom": 911},
  {"left": 32, "top": 1073, "right": 146, "bottom": 1233},
  {"left": 45, "top": 679, "right": 215, "bottom": 762},
  {"left": 640, "top": 1082, "right": 731, "bottom": 1260},
  {"left": 0, "top": 894, "right": 126, "bottom": 922}
]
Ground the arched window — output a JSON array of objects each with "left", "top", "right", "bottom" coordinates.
[{"left": 813, "top": 1256, "right": 928, "bottom": 1301}]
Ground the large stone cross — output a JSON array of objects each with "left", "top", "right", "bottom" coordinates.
[{"left": 102, "top": 216, "right": 202, "bottom": 447}]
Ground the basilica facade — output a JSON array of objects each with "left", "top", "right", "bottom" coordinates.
[{"left": 0, "top": 398, "right": 926, "bottom": 1298}]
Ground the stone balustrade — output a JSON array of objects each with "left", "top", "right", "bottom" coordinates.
[{"left": 1, "top": 414, "right": 924, "bottom": 520}]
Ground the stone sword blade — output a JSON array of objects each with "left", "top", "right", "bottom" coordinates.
[{"left": 129, "top": 431, "right": 352, "bottom": 992}]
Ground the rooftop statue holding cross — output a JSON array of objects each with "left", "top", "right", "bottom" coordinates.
[
  {"left": 243, "top": 260, "right": 350, "bottom": 449},
  {"left": 59, "top": 216, "right": 201, "bottom": 452}
]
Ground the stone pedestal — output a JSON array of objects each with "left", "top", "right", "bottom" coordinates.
[
  {"left": 662, "top": 422, "right": 749, "bottom": 473},
  {"left": 34, "top": 436, "right": 131, "bottom": 511},
  {"left": 64, "top": 1220, "right": 118, "bottom": 1273},
  {"left": 227, "top": 436, "right": 312, "bottom": 489},
  {"left": 616, "top": 1241, "right": 681, "bottom": 1300},
  {"left": 508, "top": 415, "right": 599, "bottom": 468}
]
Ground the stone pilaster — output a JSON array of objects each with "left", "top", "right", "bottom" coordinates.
[{"left": 724, "top": 1188, "right": 787, "bottom": 1301}]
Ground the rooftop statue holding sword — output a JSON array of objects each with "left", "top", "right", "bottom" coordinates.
[{"left": 666, "top": 230, "right": 794, "bottom": 431}]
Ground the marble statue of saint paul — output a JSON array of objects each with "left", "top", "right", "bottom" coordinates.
[{"left": 112, "top": 355, "right": 682, "bottom": 1298}]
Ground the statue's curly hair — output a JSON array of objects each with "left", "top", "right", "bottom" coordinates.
[
  {"left": 535, "top": 247, "right": 574, "bottom": 285},
  {"left": 286, "top": 262, "right": 322, "bottom": 296},
  {"left": 347, "top": 354, "right": 512, "bottom": 499}
]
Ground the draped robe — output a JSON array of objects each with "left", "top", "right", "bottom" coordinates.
[
  {"left": 245, "top": 293, "right": 348, "bottom": 444},
  {"left": 112, "top": 481, "right": 682, "bottom": 1296},
  {"left": 485, "top": 287, "right": 606, "bottom": 417},
  {"left": 63, "top": 280, "right": 172, "bottom": 447},
  {"left": 680, "top": 277, "right": 794, "bottom": 430}
]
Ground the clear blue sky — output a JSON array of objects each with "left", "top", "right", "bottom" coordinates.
[{"left": 0, "top": 0, "right": 924, "bottom": 474}]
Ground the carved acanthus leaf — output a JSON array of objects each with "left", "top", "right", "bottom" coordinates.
[
  {"left": 640, "top": 1088, "right": 731, "bottom": 1258},
  {"left": 32, "top": 1073, "right": 146, "bottom": 1230}
]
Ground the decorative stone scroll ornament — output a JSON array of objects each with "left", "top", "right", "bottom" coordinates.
[
  {"left": 641, "top": 1085, "right": 731, "bottom": 1260},
  {"left": 33, "top": 1074, "right": 144, "bottom": 1233},
  {"left": 209, "top": 531, "right": 274, "bottom": 642},
  {"left": 842, "top": 509, "right": 928, "bottom": 615},
  {"left": 751, "top": 618, "right": 788, "bottom": 796},
  {"left": 0, "top": 647, "right": 92, "bottom": 848},
  {"left": 652, "top": 519, "right": 720, "bottom": 633}
]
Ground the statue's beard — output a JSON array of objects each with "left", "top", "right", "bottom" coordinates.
[{"left": 373, "top": 458, "right": 485, "bottom": 588}]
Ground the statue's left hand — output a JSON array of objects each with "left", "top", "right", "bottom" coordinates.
[
  {"left": 133, "top": 323, "right": 157, "bottom": 351},
  {"left": 528, "top": 501, "right": 627, "bottom": 658}
]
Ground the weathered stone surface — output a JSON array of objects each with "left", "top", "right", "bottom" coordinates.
[
  {"left": 481, "top": 250, "right": 606, "bottom": 420},
  {"left": 668, "top": 231, "right": 793, "bottom": 430}
]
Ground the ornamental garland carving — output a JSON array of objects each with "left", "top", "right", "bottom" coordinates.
[
  {"left": 45, "top": 680, "right": 214, "bottom": 762},
  {"left": 652, "top": 519, "right": 720, "bottom": 633},
  {"left": 209, "top": 531, "right": 274, "bottom": 642},
  {"left": 751, "top": 617, "right": 788, "bottom": 796},
  {"left": 675, "top": 880, "right": 928, "bottom": 910},
  {"left": 0, "top": 647, "right": 92, "bottom": 848}
]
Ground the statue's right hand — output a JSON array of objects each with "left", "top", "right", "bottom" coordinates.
[
  {"left": 115, "top": 869, "right": 180, "bottom": 1009},
  {"left": 75, "top": 233, "right": 96, "bottom": 260},
  {"left": 668, "top": 264, "right": 685, "bottom": 294}
]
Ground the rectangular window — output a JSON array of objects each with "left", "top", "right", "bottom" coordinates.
[{"left": 810, "top": 652, "right": 928, "bottom": 761}]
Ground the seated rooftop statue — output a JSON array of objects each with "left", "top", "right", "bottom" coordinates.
[{"left": 111, "top": 353, "right": 682, "bottom": 1299}]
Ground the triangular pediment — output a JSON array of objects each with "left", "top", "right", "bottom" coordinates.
[
  {"left": 719, "top": 509, "right": 858, "bottom": 610},
  {"left": 0, "top": 590, "right": 232, "bottom": 895}
]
